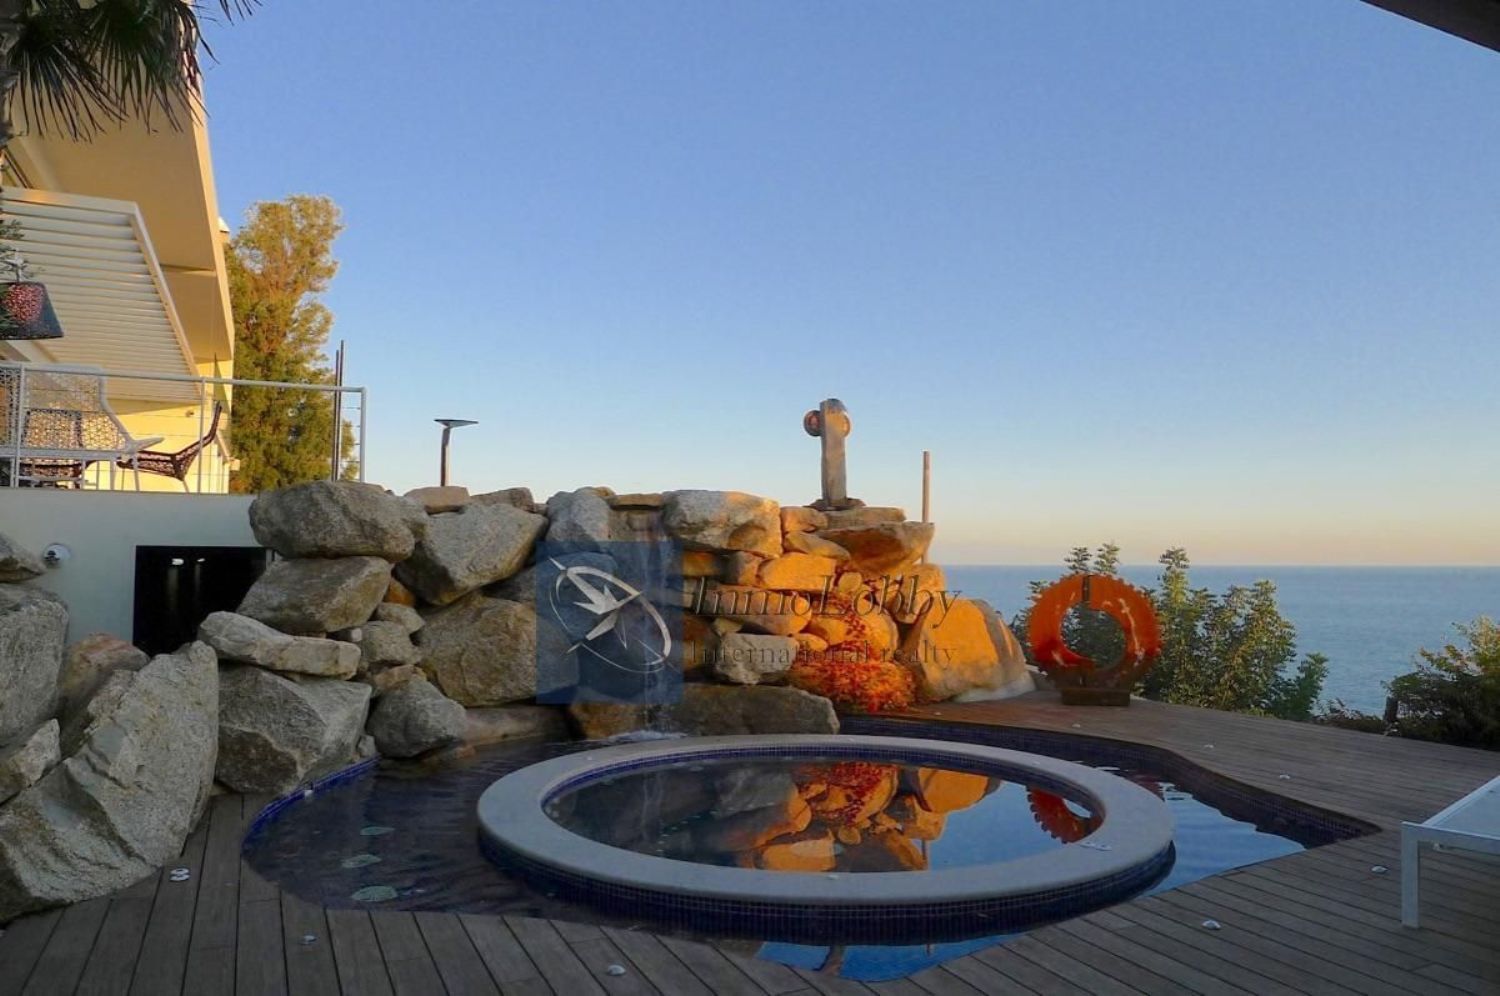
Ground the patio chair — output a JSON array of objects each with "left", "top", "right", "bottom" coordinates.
[
  {"left": 120, "top": 402, "right": 224, "bottom": 490},
  {"left": 0, "top": 364, "right": 161, "bottom": 490}
]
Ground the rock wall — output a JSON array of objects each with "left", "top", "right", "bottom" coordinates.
[{"left": 229, "top": 481, "right": 1032, "bottom": 747}]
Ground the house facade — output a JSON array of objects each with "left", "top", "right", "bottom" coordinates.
[{"left": 1, "top": 106, "right": 237, "bottom": 492}]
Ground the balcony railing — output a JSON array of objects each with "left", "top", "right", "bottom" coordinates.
[{"left": 0, "top": 361, "right": 366, "bottom": 493}]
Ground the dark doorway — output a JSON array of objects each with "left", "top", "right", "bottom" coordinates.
[{"left": 133, "top": 546, "right": 270, "bottom": 656}]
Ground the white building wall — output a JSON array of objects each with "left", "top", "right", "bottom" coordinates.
[{"left": 0, "top": 492, "right": 256, "bottom": 643}]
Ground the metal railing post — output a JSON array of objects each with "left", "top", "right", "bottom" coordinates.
[
  {"left": 9, "top": 364, "right": 24, "bottom": 488},
  {"left": 356, "top": 388, "right": 367, "bottom": 482},
  {"left": 196, "top": 379, "right": 207, "bottom": 493}
]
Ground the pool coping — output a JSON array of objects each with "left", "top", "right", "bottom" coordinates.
[{"left": 475, "top": 734, "right": 1175, "bottom": 910}]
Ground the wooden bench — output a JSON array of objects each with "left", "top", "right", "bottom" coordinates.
[{"left": 1402, "top": 773, "right": 1500, "bottom": 926}]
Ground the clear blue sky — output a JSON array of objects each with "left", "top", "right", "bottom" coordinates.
[{"left": 201, "top": 2, "right": 1500, "bottom": 565}]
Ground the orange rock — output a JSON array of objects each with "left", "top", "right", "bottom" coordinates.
[
  {"left": 720, "top": 552, "right": 762, "bottom": 586},
  {"left": 783, "top": 531, "right": 851, "bottom": 561},
  {"left": 700, "top": 791, "right": 812, "bottom": 851},
  {"left": 900, "top": 597, "right": 1007, "bottom": 701},
  {"left": 780, "top": 506, "right": 828, "bottom": 534},
  {"left": 757, "top": 831, "right": 836, "bottom": 872},
  {"left": 886, "top": 794, "right": 947, "bottom": 840},
  {"left": 686, "top": 583, "right": 811, "bottom": 636},
  {"left": 682, "top": 552, "right": 721, "bottom": 578},
  {"left": 914, "top": 767, "right": 994, "bottom": 814},
  {"left": 758, "top": 553, "right": 841, "bottom": 592},
  {"left": 880, "top": 564, "right": 948, "bottom": 625},
  {"left": 819, "top": 521, "right": 934, "bottom": 576},
  {"left": 681, "top": 614, "right": 717, "bottom": 676},
  {"left": 792, "top": 632, "right": 829, "bottom": 654},
  {"left": 805, "top": 615, "right": 852, "bottom": 646},
  {"left": 383, "top": 577, "right": 418, "bottom": 607}
]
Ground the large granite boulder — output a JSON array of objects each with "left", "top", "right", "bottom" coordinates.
[
  {"left": 372, "top": 602, "right": 424, "bottom": 635},
  {"left": 0, "top": 586, "right": 66, "bottom": 745},
  {"left": 819, "top": 521, "right": 934, "bottom": 576},
  {"left": 355, "top": 620, "right": 422, "bottom": 669},
  {"left": 0, "top": 533, "right": 44, "bottom": 582},
  {"left": 395, "top": 503, "right": 546, "bottom": 606},
  {"left": 544, "top": 488, "right": 614, "bottom": 550},
  {"left": 403, "top": 485, "right": 470, "bottom": 513},
  {"left": 238, "top": 556, "right": 392, "bottom": 634},
  {"left": 0, "top": 720, "right": 59, "bottom": 806},
  {"left": 713, "top": 633, "right": 797, "bottom": 685},
  {"left": 662, "top": 491, "right": 782, "bottom": 557},
  {"left": 471, "top": 486, "right": 535, "bottom": 510},
  {"left": 901, "top": 597, "right": 1017, "bottom": 702},
  {"left": 0, "top": 644, "right": 218, "bottom": 922},
  {"left": 566, "top": 702, "right": 654, "bottom": 740},
  {"left": 668, "top": 685, "right": 838, "bottom": 735},
  {"left": 417, "top": 593, "right": 555, "bottom": 705},
  {"left": 57, "top": 634, "right": 149, "bottom": 721},
  {"left": 216, "top": 666, "right": 372, "bottom": 794},
  {"left": 464, "top": 706, "right": 567, "bottom": 746},
  {"left": 489, "top": 551, "right": 617, "bottom": 606},
  {"left": 821, "top": 506, "right": 907, "bottom": 529},
  {"left": 366, "top": 678, "right": 466, "bottom": 758},
  {"left": 249, "top": 481, "right": 426, "bottom": 561},
  {"left": 952, "top": 600, "right": 1036, "bottom": 701},
  {"left": 198, "top": 611, "right": 360, "bottom": 679}
]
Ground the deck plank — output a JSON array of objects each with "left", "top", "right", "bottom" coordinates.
[
  {"left": 459, "top": 914, "right": 546, "bottom": 989},
  {"left": 414, "top": 911, "right": 502, "bottom": 996},
  {"left": 325, "top": 909, "right": 395, "bottom": 996},
  {"left": 602, "top": 928, "right": 713, "bottom": 996},
  {"left": 19, "top": 899, "right": 109, "bottom": 996},
  {"left": 181, "top": 794, "right": 246, "bottom": 996},
  {"left": 281, "top": 891, "right": 340, "bottom": 996},
  {"left": 74, "top": 897, "right": 154, "bottom": 996},
  {"left": 0, "top": 909, "right": 62, "bottom": 995},
  {"left": 128, "top": 803, "right": 211, "bottom": 996},
  {"left": 505, "top": 915, "right": 608, "bottom": 996}
]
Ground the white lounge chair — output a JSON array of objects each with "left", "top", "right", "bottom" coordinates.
[{"left": 1402, "top": 773, "right": 1500, "bottom": 927}]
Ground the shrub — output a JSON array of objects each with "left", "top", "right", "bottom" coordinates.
[
  {"left": 1385, "top": 617, "right": 1500, "bottom": 750},
  {"left": 1015, "top": 545, "right": 1327, "bottom": 721}
]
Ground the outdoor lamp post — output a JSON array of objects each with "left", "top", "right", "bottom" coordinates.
[{"left": 434, "top": 418, "right": 477, "bottom": 487}]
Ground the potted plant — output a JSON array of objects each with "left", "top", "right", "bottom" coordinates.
[{"left": 0, "top": 216, "right": 61, "bottom": 340}]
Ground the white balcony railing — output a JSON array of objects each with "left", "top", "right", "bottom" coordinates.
[{"left": 0, "top": 361, "right": 366, "bottom": 493}]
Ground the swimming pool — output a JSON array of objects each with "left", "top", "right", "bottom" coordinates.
[{"left": 241, "top": 721, "right": 1371, "bottom": 981}]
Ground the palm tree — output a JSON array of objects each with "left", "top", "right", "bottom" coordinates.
[{"left": 0, "top": 0, "right": 254, "bottom": 159}]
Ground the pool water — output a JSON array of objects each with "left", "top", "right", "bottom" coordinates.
[
  {"left": 548, "top": 755, "right": 1097, "bottom": 873},
  {"left": 241, "top": 730, "right": 1360, "bottom": 982}
]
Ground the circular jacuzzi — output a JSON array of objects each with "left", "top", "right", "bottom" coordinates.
[{"left": 478, "top": 734, "right": 1175, "bottom": 943}]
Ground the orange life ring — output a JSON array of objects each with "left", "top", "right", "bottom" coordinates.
[
  {"left": 1027, "top": 788, "right": 1100, "bottom": 843},
  {"left": 1026, "top": 574, "right": 1162, "bottom": 674}
]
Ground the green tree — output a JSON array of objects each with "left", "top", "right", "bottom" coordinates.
[
  {"left": 227, "top": 194, "right": 354, "bottom": 493},
  {"left": 0, "top": 0, "right": 254, "bottom": 156},
  {"left": 1016, "top": 545, "right": 1328, "bottom": 720}
]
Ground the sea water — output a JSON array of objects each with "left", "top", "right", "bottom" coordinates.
[{"left": 947, "top": 565, "right": 1500, "bottom": 713}]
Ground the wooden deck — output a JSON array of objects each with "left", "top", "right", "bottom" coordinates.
[{"left": 2, "top": 696, "right": 1497, "bottom": 996}]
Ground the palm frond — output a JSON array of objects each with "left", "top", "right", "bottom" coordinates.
[{"left": 10, "top": 0, "right": 258, "bottom": 141}]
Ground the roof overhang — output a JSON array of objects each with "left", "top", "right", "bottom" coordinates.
[
  {"left": 6, "top": 105, "right": 235, "bottom": 365},
  {"left": 3, "top": 186, "right": 199, "bottom": 402},
  {"left": 1360, "top": 1, "right": 1500, "bottom": 51}
]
